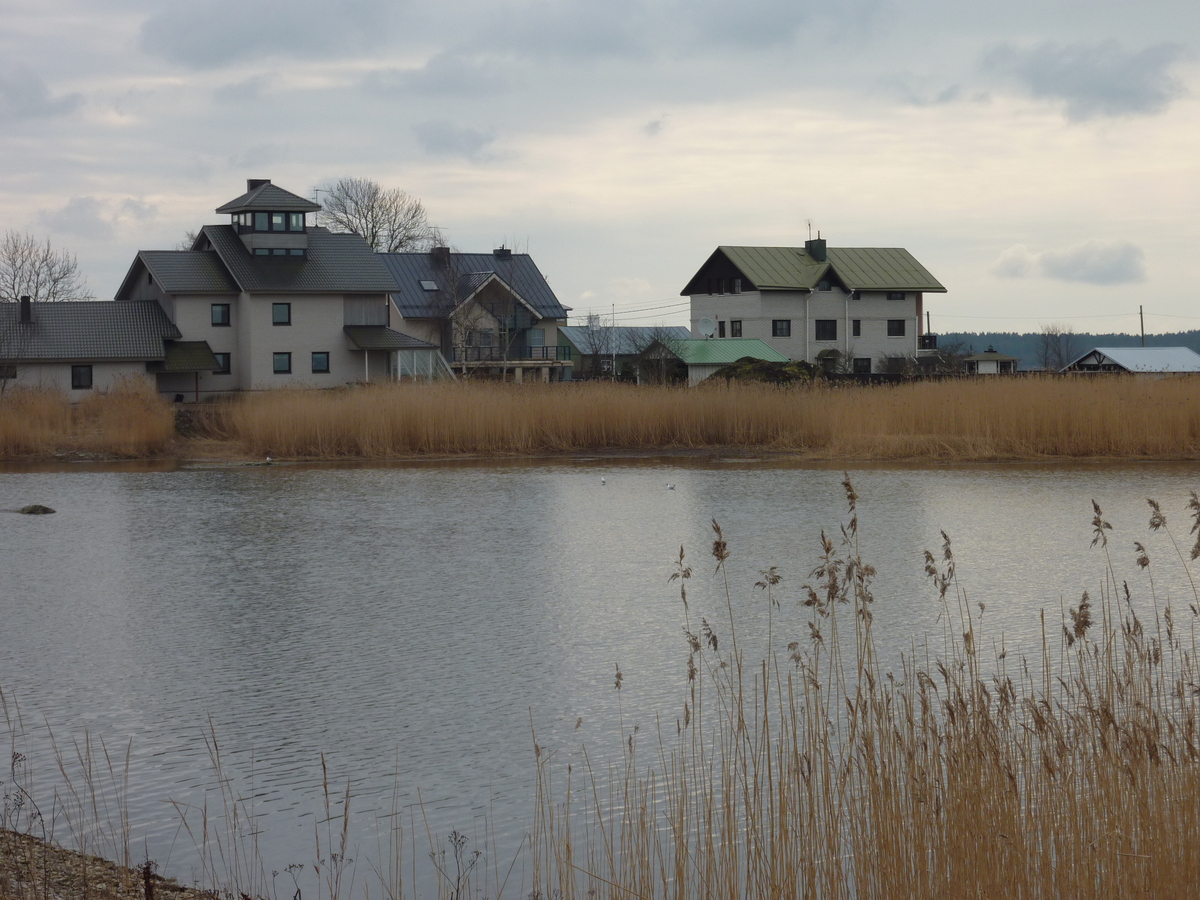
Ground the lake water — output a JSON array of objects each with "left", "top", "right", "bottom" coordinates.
[{"left": 3, "top": 457, "right": 1200, "bottom": 896}]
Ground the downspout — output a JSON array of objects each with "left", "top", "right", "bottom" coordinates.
[
  {"left": 804, "top": 291, "right": 810, "bottom": 363},
  {"left": 364, "top": 349, "right": 369, "bottom": 382},
  {"left": 845, "top": 290, "right": 850, "bottom": 368}
]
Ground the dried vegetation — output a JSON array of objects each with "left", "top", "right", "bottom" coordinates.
[{"left": 0, "top": 383, "right": 174, "bottom": 459}]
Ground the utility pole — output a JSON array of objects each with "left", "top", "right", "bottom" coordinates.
[{"left": 1140, "top": 305, "right": 1145, "bottom": 347}]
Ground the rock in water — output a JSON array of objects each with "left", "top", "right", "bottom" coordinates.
[{"left": 18, "top": 504, "right": 55, "bottom": 515}]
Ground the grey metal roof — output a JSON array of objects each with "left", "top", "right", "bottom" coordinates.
[
  {"left": 381, "top": 251, "right": 568, "bottom": 320},
  {"left": 0, "top": 300, "right": 180, "bottom": 361},
  {"left": 683, "top": 246, "right": 946, "bottom": 293},
  {"left": 343, "top": 327, "right": 439, "bottom": 350},
  {"left": 215, "top": 181, "right": 321, "bottom": 214},
  {"left": 559, "top": 325, "right": 691, "bottom": 356},
  {"left": 159, "top": 341, "right": 220, "bottom": 372},
  {"left": 137, "top": 251, "right": 239, "bottom": 294},
  {"left": 1064, "top": 347, "right": 1200, "bottom": 373},
  {"left": 203, "top": 225, "right": 399, "bottom": 294}
]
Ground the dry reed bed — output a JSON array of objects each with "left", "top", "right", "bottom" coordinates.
[
  {"left": 529, "top": 486, "right": 1200, "bottom": 899},
  {"left": 201, "top": 377, "right": 1200, "bottom": 460},
  {"left": 0, "top": 384, "right": 175, "bottom": 458}
]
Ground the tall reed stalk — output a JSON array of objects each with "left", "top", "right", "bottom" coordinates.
[
  {"left": 0, "top": 382, "right": 174, "bottom": 458},
  {"left": 201, "top": 377, "right": 1200, "bottom": 460},
  {"left": 530, "top": 480, "right": 1200, "bottom": 898}
]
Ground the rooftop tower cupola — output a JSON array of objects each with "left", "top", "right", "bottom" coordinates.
[{"left": 215, "top": 178, "right": 322, "bottom": 259}]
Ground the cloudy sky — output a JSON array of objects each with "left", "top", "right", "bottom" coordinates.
[{"left": 1, "top": 0, "right": 1196, "bottom": 333}]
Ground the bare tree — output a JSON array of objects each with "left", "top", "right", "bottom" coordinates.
[
  {"left": 0, "top": 230, "right": 93, "bottom": 303},
  {"left": 316, "top": 177, "right": 437, "bottom": 252},
  {"left": 174, "top": 229, "right": 200, "bottom": 251},
  {"left": 1037, "top": 324, "right": 1080, "bottom": 372},
  {"left": 575, "top": 314, "right": 615, "bottom": 379}
]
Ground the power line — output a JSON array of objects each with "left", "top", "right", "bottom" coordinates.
[{"left": 572, "top": 299, "right": 689, "bottom": 320}]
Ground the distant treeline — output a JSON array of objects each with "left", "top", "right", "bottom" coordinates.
[{"left": 939, "top": 329, "right": 1200, "bottom": 370}]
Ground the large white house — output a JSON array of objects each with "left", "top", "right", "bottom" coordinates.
[{"left": 681, "top": 239, "right": 946, "bottom": 373}]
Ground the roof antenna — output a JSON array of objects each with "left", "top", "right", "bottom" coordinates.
[{"left": 806, "top": 219, "right": 812, "bottom": 240}]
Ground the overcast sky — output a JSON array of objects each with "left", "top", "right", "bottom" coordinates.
[{"left": 1, "top": 0, "right": 1196, "bottom": 333}]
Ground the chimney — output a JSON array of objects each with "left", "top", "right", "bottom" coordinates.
[
  {"left": 493, "top": 247, "right": 512, "bottom": 260},
  {"left": 19, "top": 295, "right": 31, "bottom": 324},
  {"left": 247, "top": 178, "right": 271, "bottom": 192},
  {"left": 430, "top": 246, "right": 451, "bottom": 268},
  {"left": 804, "top": 236, "right": 827, "bottom": 262}
]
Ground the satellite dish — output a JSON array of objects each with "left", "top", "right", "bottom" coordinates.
[{"left": 698, "top": 317, "right": 716, "bottom": 338}]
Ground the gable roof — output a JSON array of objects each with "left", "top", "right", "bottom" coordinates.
[
  {"left": 381, "top": 251, "right": 568, "bottom": 320},
  {"left": 559, "top": 325, "right": 691, "bottom": 356},
  {"left": 130, "top": 251, "right": 240, "bottom": 295},
  {"left": 0, "top": 300, "right": 181, "bottom": 361},
  {"left": 201, "top": 225, "right": 399, "bottom": 294},
  {"left": 659, "top": 338, "right": 790, "bottom": 365},
  {"left": 682, "top": 246, "right": 946, "bottom": 294},
  {"left": 1064, "top": 347, "right": 1200, "bottom": 373},
  {"left": 215, "top": 181, "right": 321, "bottom": 214}
]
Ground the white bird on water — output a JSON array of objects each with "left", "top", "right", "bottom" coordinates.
[
  {"left": 601, "top": 477, "right": 606, "bottom": 485},
  {"left": 666, "top": 483, "right": 676, "bottom": 490}
]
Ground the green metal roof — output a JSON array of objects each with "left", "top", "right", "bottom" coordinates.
[
  {"left": 161, "top": 341, "right": 220, "bottom": 372},
  {"left": 700, "top": 246, "right": 946, "bottom": 293},
  {"left": 664, "top": 338, "right": 790, "bottom": 366}
]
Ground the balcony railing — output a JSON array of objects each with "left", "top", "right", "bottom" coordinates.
[{"left": 451, "top": 345, "right": 572, "bottom": 362}]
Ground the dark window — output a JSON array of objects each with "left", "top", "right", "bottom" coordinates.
[
  {"left": 815, "top": 319, "right": 837, "bottom": 341},
  {"left": 271, "top": 213, "right": 286, "bottom": 231},
  {"left": 853, "top": 357, "right": 872, "bottom": 374},
  {"left": 254, "top": 212, "right": 268, "bottom": 231},
  {"left": 288, "top": 249, "right": 305, "bottom": 258},
  {"left": 730, "top": 320, "right": 742, "bottom": 338},
  {"left": 818, "top": 280, "right": 831, "bottom": 292},
  {"left": 311, "top": 352, "right": 330, "bottom": 374},
  {"left": 147, "top": 272, "right": 153, "bottom": 285},
  {"left": 717, "top": 279, "right": 725, "bottom": 295},
  {"left": 888, "top": 292, "right": 905, "bottom": 302},
  {"left": 71, "top": 365, "right": 92, "bottom": 390},
  {"left": 272, "top": 303, "right": 291, "bottom": 326},
  {"left": 887, "top": 319, "right": 906, "bottom": 337},
  {"left": 288, "top": 213, "right": 305, "bottom": 231},
  {"left": 273, "top": 352, "right": 292, "bottom": 374},
  {"left": 211, "top": 303, "right": 231, "bottom": 326},
  {"left": 213, "top": 352, "right": 231, "bottom": 374},
  {"left": 718, "top": 320, "right": 726, "bottom": 338},
  {"left": 271, "top": 248, "right": 287, "bottom": 256},
  {"left": 732, "top": 278, "right": 742, "bottom": 294},
  {"left": 772, "top": 319, "right": 791, "bottom": 338},
  {"left": 254, "top": 248, "right": 269, "bottom": 256},
  {"left": 852, "top": 319, "right": 861, "bottom": 337}
]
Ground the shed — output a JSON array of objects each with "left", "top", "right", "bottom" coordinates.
[
  {"left": 964, "top": 346, "right": 1019, "bottom": 375},
  {"left": 653, "top": 338, "right": 790, "bottom": 386}
]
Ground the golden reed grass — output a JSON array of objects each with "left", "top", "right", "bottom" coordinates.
[
  {"left": 201, "top": 376, "right": 1200, "bottom": 460},
  {"left": 529, "top": 483, "right": 1200, "bottom": 899},
  {"left": 0, "top": 382, "right": 175, "bottom": 458}
]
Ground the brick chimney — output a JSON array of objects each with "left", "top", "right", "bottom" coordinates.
[{"left": 19, "top": 295, "right": 31, "bottom": 323}]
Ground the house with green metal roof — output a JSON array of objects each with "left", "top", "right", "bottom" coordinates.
[
  {"left": 114, "top": 178, "right": 450, "bottom": 398},
  {"left": 649, "top": 338, "right": 790, "bottom": 386},
  {"left": 680, "top": 238, "right": 946, "bottom": 373}
]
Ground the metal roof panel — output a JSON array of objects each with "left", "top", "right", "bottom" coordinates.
[{"left": 0, "top": 300, "right": 180, "bottom": 360}]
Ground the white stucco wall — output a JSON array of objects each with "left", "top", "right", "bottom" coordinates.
[
  {"left": 690, "top": 289, "right": 922, "bottom": 371},
  {"left": 7, "top": 362, "right": 155, "bottom": 395}
]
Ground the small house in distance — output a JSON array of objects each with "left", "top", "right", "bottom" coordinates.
[
  {"left": 557, "top": 325, "right": 691, "bottom": 380},
  {"left": 964, "top": 346, "right": 1019, "bottom": 375},
  {"left": 1062, "top": 347, "right": 1200, "bottom": 375}
]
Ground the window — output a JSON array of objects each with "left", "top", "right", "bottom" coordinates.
[
  {"left": 815, "top": 319, "right": 837, "bottom": 342},
  {"left": 288, "top": 249, "right": 305, "bottom": 258},
  {"left": 271, "top": 213, "right": 286, "bottom": 231},
  {"left": 288, "top": 213, "right": 305, "bottom": 231},
  {"left": 254, "top": 248, "right": 270, "bottom": 256},
  {"left": 311, "top": 352, "right": 330, "bottom": 374},
  {"left": 887, "top": 292, "right": 905, "bottom": 302},
  {"left": 211, "top": 303, "right": 231, "bottom": 326},
  {"left": 71, "top": 365, "right": 92, "bottom": 390},
  {"left": 887, "top": 319, "right": 906, "bottom": 337},
  {"left": 273, "top": 352, "right": 292, "bottom": 374},
  {"left": 527, "top": 328, "right": 545, "bottom": 347},
  {"left": 420, "top": 280, "right": 438, "bottom": 291},
  {"left": 818, "top": 280, "right": 831, "bottom": 292},
  {"left": 771, "top": 319, "right": 791, "bottom": 338},
  {"left": 254, "top": 212, "right": 268, "bottom": 231},
  {"left": 213, "top": 352, "right": 231, "bottom": 375},
  {"left": 147, "top": 272, "right": 153, "bottom": 285},
  {"left": 732, "top": 278, "right": 742, "bottom": 294},
  {"left": 852, "top": 319, "right": 861, "bottom": 337},
  {"left": 853, "top": 358, "right": 872, "bottom": 374},
  {"left": 730, "top": 319, "right": 742, "bottom": 337},
  {"left": 718, "top": 321, "right": 726, "bottom": 338},
  {"left": 272, "top": 303, "right": 291, "bottom": 326}
]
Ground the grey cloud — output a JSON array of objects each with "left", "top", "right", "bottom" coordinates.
[
  {"left": 214, "top": 74, "right": 275, "bottom": 104},
  {"left": 117, "top": 198, "right": 157, "bottom": 221},
  {"left": 643, "top": 114, "right": 668, "bottom": 136},
  {"left": 0, "top": 68, "right": 83, "bottom": 121},
  {"left": 984, "top": 40, "right": 1188, "bottom": 119},
  {"left": 412, "top": 121, "right": 495, "bottom": 159},
  {"left": 38, "top": 197, "right": 114, "bottom": 240},
  {"left": 482, "top": 0, "right": 653, "bottom": 60},
  {"left": 993, "top": 240, "right": 1145, "bottom": 285},
  {"left": 227, "top": 143, "right": 286, "bottom": 170},
  {"left": 141, "top": 0, "right": 394, "bottom": 68},
  {"left": 363, "top": 54, "right": 510, "bottom": 97}
]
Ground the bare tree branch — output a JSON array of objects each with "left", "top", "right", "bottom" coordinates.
[
  {"left": 316, "top": 177, "right": 437, "bottom": 253},
  {"left": 0, "top": 230, "right": 93, "bottom": 303}
]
